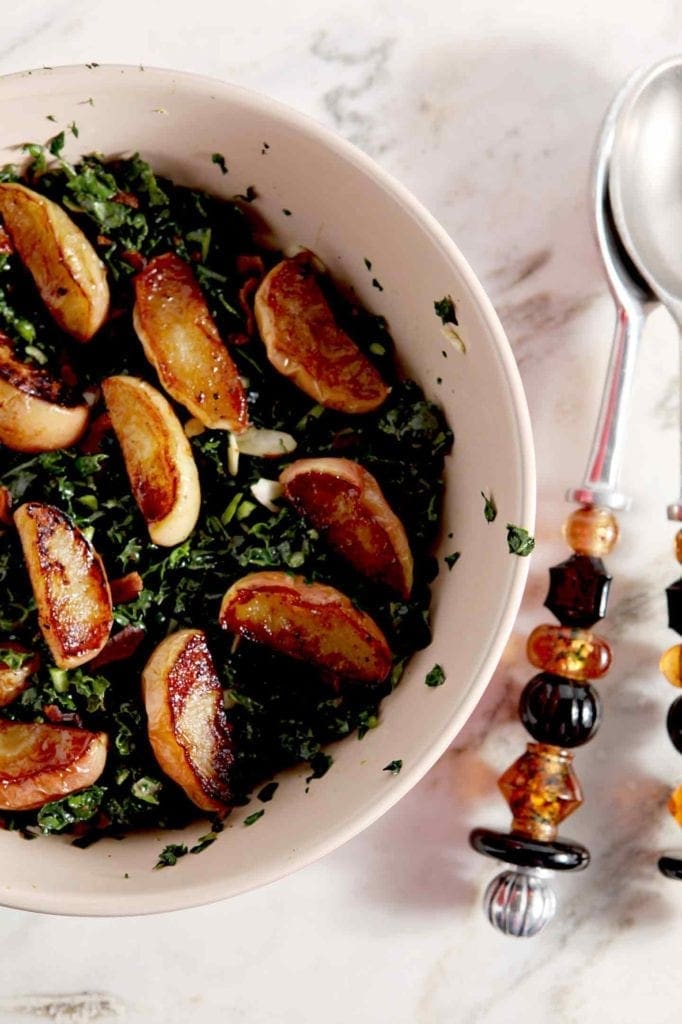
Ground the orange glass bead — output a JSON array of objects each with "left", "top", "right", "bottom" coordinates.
[
  {"left": 660, "top": 645, "right": 682, "bottom": 687},
  {"left": 526, "top": 624, "right": 611, "bottom": 680},
  {"left": 676, "top": 530, "right": 682, "bottom": 564},
  {"left": 562, "top": 506, "right": 619, "bottom": 556},
  {"left": 668, "top": 784, "right": 682, "bottom": 825},
  {"left": 497, "top": 742, "right": 583, "bottom": 842}
]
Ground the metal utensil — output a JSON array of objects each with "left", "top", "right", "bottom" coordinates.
[
  {"left": 609, "top": 55, "right": 682, "bottom": 518},
  {"left": 566, "top": 69, "right": 658, "bottom": 511}
]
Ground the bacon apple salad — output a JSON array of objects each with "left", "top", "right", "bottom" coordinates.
[{"left": 0, "top": 134, "right": 452, "bottom": 848}]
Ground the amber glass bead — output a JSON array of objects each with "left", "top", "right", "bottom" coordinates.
[
  {"left": 562, "top": 506, "right": 619, "bottom": 557},
  {"left": 497, "top": 742, "right": 583, "bottom": 842},
  {"left": 668, "top": 783, "right": 682, "bottom": 825},
  {"left": 526, "top": 624, "right": 611, "bottom": 680},
  {"left": 470, "top": 828, "right": 590, "bottom": 872},
  {"left": 519, "top": 673, "right": 601, "bottom": 748},
  {"left": 666, "top": 579, "right": 682, "bottom": 636},
  {"left": 544, "top": 554, "right": 612, "bottom": 628},
  {"left": 676, "top": 530, "right": 682, "bottom": 564},
  {"left": 660, "top": 645, "right": 682, "bottom": 687}
]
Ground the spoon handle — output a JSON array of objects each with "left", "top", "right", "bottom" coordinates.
[{"left": 566, "top": 301, "right": 646, "bottom": 510}]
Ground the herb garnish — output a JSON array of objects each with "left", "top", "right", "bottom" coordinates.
[
  {"left": 506, "top": 524, "right": 535, "bottom": 556},
  {"left": 155, "top": 843, "right": 189, "bottom": 869},
  {"left": 481, "top": 491, "right": 497, "bottom": 523},
  {"left": 383, "top": 759, "right": 403, "bottom": 775},
  {"left": 434, "top": 294, "right": 458, "bottom": 325},
  {"left": 190, "top": 831, "right": 218, "bottom": 854},
  {"left": 425, "top": 664, "right": 446, "bottom": 688},
  {"left": 444, "top": 551, "right": 460, "bottom": 570},
  {"left": 257, "top": 781, "right": 279, "bottom": 803}
]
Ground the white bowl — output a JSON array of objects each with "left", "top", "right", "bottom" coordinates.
[{"left": 0, "top": 64, "right": 534, "bottom": 915}]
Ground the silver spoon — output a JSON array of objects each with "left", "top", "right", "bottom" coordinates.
[
  {"left": 609, "top": 55, "right": 682, "bottom": 519},
  {"left": 566, "top": 69, "right": 658, "bottom": 511}
]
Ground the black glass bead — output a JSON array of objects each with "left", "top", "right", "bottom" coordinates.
[
  {"left": 519, "top": 672, "right": 602, "bottom": 748},
  {"left": 666, "top": 696, "right": 682, "bottom": 754},
  {"left": 469, "top": 827, "right": 590, "bottom": 871},
  {"left": 666, "top": 578, "right": 682, "bottom": 636},
  {"left": 658, "top": 853, "right": 682, "bottom": 879},
  {"left": 544, "top": 554, "right": 612, "bottom": 628}
]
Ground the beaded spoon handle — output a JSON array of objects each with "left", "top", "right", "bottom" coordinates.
[{"left": 468, "top": 77, "right": 657, "bottom": 937}]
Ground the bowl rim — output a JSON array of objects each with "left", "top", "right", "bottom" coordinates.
[{"left": 0, "top": 62, "right": 535, "bottom": 916}]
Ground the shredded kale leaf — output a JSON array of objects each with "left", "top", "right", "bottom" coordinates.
[
  {"left": 0, "top": 147, "right": 454, "bottom": 841},
  {"left": 425, "top": 664, "right": 446, "bottom": 688},
  {"left": 481, "top": 491, "right": 497, "bottom": 523}
]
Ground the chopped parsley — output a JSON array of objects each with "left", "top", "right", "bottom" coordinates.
[
  {"left": 372, "top": 277, "right": 384, "bottom": 291},
  {"left": 481, "top": 491, "right": 497, "bottom": 523},
  {"left": 383, "top": 759, "right": 403, "bottom": 775},
  {"left": 282, "top": 208, "right": 292, "bottom": 216},
  {"left": 444, "top": 551, "right": 460, "bottom": 570},
  {"left": 506, "top": 524, "right": 535, "bottom": 556},
  {"left": 190, "top": 831, "right": 218, "bottom": 854},
  {"left": 244, "top": 809, "right": 265, "bottom": 826},
  {"left": 425, "top": 664, "right": 446, "bottom": 688},
  {"left": 364, "top": 257, "right": 372, "bottom": 270},
  {"left": 257, "top": 781, "right": 279, "bottom": 803},
  {"left": 434, "top": 294, "right": 458, "bottom": 326},
  {"left": 211, "top": 152, "right": 228, "bottom": 174}
]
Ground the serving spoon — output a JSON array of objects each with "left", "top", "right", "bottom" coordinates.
[
  {"left": 566, "top": 69, "right": 658, "bottom": 511},
  {"left": 609, "top": 55, "right": 682, "bottom": 518}
]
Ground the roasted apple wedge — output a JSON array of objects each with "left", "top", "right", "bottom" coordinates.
[
  {"left": 0, "top": 183, "right": 109, "bottom": 341},
  {"left": 102, "top": 375, "right": 201, "bottom": 547},
  {"left": 0, "top": 642, "right": 39, "bottom": 708},
  {"left": 133, "top": 253, "right": 249, "bottom": 433},
  {"left": 280, "top": 457, "right": 413, "bottom": 597},
  {"left": 14, "top": 502, "right": 113, "bottom": 670},
  {"left": 0, "top": 720, "right": 107, "bottom": 811},
  {"left": 142, "top": 629, "right": 233, "bottom": 813},
  {"left": 220, "top": 571, "right": 392, "bottom": 683},
  {"left": 254, "top": 253, "right": 389, "bottom": 414},
  {"left": 0, "top": 336, "right": 89, "bottom": 452}
]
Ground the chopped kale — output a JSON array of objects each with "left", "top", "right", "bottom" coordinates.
[
  {"left": 257, "top": 782, "right": 279, "bottom": 803},
  {"left": 434, "top": 294, "right": 458, "bottom": 325},
  {"left": 383, "top": 759, "right": 403, "bottom": 775},
  {"left": 155, "top": 843, "right": 189, "bottom": 868},
  {"left": 481, "top": 491, "right": 497, "bottom": 523},
  {"left": 425, "top": 664, "right": 446, "bottom": 687},
  {"left": 244, "top": 809, "right": 265, "bottom": 826},
  {"left": 211, "top": 152, "right": 228, "bottom": 174},
  {"left": 506, "top": 524, "right": 535, "bottom": 556}
]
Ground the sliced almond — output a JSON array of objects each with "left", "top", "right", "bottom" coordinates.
[
  {"left": 14, "top": 502, "right": 113, "bottom": 669},
  {"left": 0, "top": 720, "right": 107, "bottom": 811},
  {"left": 133, "top": 252, "right": 249, "bottom": 433},
  {"left": 102, "top": 375, "right": 201, "bottom": 547},
  {"left": 142, "top": 628, "right": 234, "bottom": 813},
  {"left": 280, "top": 457, "right": 413, "bottom": 597},
  {"left": 254, "top": 253, "right": 389, "bottom": 414},
  {"left": 0, "top": 642, "right": 39, "bottom": 708},
  {"left": 0, "top": 337, "right": 89, "bottom": 452},
  {"left": 0, "top": 183, "right": 109, "bottom": 341},
  {"left": 219, "top": 571, "right": 392, "bottom": 683}
]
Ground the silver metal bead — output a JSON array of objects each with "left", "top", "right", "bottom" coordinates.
[{"left": 483, "top": 868, "right": 557, "bottom": 937}]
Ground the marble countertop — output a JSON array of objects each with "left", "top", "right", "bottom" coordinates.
[{"left": 2, "top": 2, "right": 682, "bottom": 1022}]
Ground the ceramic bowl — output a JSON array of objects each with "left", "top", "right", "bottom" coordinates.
[{"left": 0, "top": 64, "right": 534, "bottom": 915}]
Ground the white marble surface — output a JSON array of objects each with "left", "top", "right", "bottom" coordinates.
[{"left": 1, "top": 2, "right": 682, "bottom": 1021}]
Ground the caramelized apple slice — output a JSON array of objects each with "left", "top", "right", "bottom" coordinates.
[
  {"left": 254, "top": 253, "right": 389, "bottom": 413},
  {"left": 102, "top": 375, "right": 201, "bottom": 547},
  {"left": 142, "top": 629, "right": 233, "bottom": 813},
  {"left": 0, "top": 336, "right": 89, "bottom": 452},
  {"left": 133, "top": 253, "right": 249, "bottom": 432},
  {"left": 219, "top": 571, "right": 392, "bottom": 683},
  {"left": 0, "top": 183, "right": 109, "bottom": 341},
  {"left": 0, "top": 720, "right": 107, "bottom": 811},
  {"left": 280, "top": 457, "right": 413, "bottom": 597},
  {"left": 14, "top": 503, "right": 113, "bottom": 669},
  {"left": 0, "top": 642, "right": 39, "bottom": 708}
]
